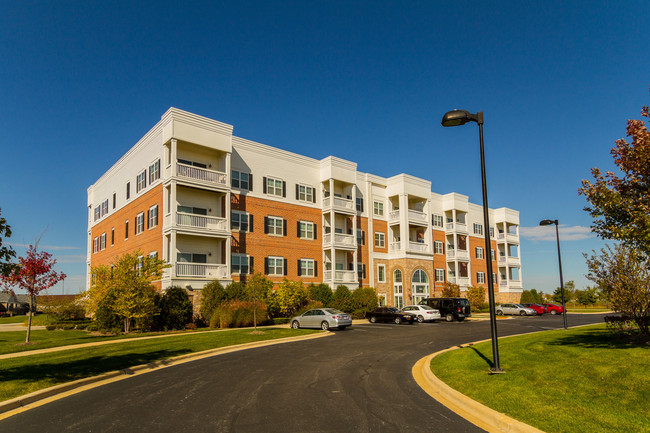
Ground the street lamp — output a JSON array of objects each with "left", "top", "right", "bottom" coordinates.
[
  {"left": 441, "top": 109, "right": 503, "bottom": 374},
  {"left": 539, "top": 219, "right": 568, "bottom": 329}
]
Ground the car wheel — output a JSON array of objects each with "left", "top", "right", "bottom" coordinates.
[
  {"left": 369, "top": 316, "right": 377, "bottom": 323},
  {"left": 291, "top": 320, "right": 300, "bottom": 329},
  {"left": 394, "top": 317, "right": 402, "bottom": 324},
  {"left": 338, "top": 325, "right": 347, "bottom": 330},
  {"left": 496, "top": 310, "right": 503, "bottom": 316},
  {"left": 417, "top": 315, "right": 424, "bottom": 323},
  {"left": 457, "top": 317, "right": 465, "bottom": 322},
  {"left": 321, "top": 321, "right": 330, "bottom": 331},
  {"left": 520, "top": 310, "right": 526, "bottom": 316},
  {"left": 445, "top": 313, "right": 454, "bottom": 322},
  {"left": 551, "top": 310, "right": 557, "bottom": 315}
]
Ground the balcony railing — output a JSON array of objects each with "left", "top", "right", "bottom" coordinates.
[
  {"left": 447, "top": 277, "right": 456, "bottom": 284},
  {"left": 446, "top": 222, "right": 467, "bottom": 232},
  {"left": 323, "top": 233, "right": 356, "bottom": 248},
  {"left": 447, "top": 249, "right": 469, "bottom": 259},
  {"left": 175, "top": 262, "right": 228, "bottom": 278},
  {"left": 323, "top": 269, "right": 356, "bottom": 282},
  {"left": 390, "top": 241, "right": 401, "bottom": 251},
  {"left": 322, "top": 196, "right": 354, "bottom": 212},
  {"left": 176, "top": 162, "right": 227, "bottom": 186},
  {"left": 173, "top": 212, "right": 227, "bottom": 231},
  {"left": 408, "top": 209, "right": 427, "bottom": 223},
  {"left": 389, "top": 210, "right": 400, "bottom": 221},
  {"left": 457, "top": 277, "right": 470, "bottom": 286},
  {"left": 408, "top": 241, "right": 429, "bottom": 253}
]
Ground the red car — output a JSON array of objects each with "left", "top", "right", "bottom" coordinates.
[
  {"left": 542, "top": 303, "right": 566, "bottom": 315},
  {"left": 521, "top": 303, "right": 545, "bottom": 315}
]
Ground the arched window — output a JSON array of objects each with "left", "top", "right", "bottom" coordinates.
[
  {"left": 411, "top": 269, "right": 429, "bottom": 304},
  {"left": 393, "top": 269, "right": 403, "bottom": 308}
]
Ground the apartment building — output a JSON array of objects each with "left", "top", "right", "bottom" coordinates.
[{"left": 87, "top": 108, "right": 523, "bottom": 306}]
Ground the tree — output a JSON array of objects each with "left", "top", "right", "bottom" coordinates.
[
  {"left": 575, "top": 286, "right": 599, "bottom": 307},
  {"left": 246, "top": 273, "right": 272, "bottom": 330},
  {"left": 84, "top": 251, "right": 166, "bottom": 333},
  {"left": 308, "top": 283, "right": 333, "bottom": 307},
  {"left": 584, "top": 244, "right": 650, "bottom": 336},
  {"left": 441, "top": 282, "right": 461, "bottom": 298},
  {"left": 0, "top": 245, "right": 66, "bottom": 342},
  {"left": 0, "top": 208, "right": 17, "bottom": 277},
  {"left": 200, "top": 280, "right": 227, "bottom": 322},
  {"left": 159, "top": 286, "right": 193, "bottom": 330},
  {"left": 467, "top": 285, "right": 486, "bottom": 312},
  {"left": 331, "top": 285, "right": 353, "bottom": 313},
  {"left": 225, "top": 281, "right": 247, "bottom": 301},
  {"left": 520, "top": 289, "right": 543, "bottom": 304},
  {"left": 552, "top": 281, "right": 575, "bottom": 304},
  {"left": 579, "top": 96, "right": 650, "bottom": 254},
  {"left": 267, "top": 279, "right": 308, "bottom": 317},
  {"left": 350, "top": 287, "right": 378, "bottom": 318}
]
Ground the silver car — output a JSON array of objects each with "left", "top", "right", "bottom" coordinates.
[
  {"left": 401, "top": 305, "right": 442, "bottom": 322},
  {"left": 290, "top": 308, "right": 352, "bottom": 331},
  {"left": 496, "top": 303, "right": 537, "bottom": 316}
]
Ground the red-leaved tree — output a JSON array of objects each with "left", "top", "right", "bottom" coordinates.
[{"left": 1, "top": 245, "right": 66, "bottom": 343}]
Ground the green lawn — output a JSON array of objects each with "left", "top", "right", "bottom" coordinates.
[
  {"left": 0, "top": 315, "right": 28, "bottom": 325},
  {"left": 1, "top": 327, "right": 318, "bottom": 402},
  {"left": 431, "top": 325, "right": 650, "bottom": 433}
]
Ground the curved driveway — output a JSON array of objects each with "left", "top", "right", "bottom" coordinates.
[{"left": 1, "top": 314, "right": 605, "bottom": 433}]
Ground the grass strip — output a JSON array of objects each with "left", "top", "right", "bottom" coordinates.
[
  {"left": 431, "top": 324, "right": 650, "bottom": 433},
  {"left": 1, "top": 328, "right": 318, "bottom": 402}
]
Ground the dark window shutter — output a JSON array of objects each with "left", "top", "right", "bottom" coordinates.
[
  {"left": 146, "top": 210, "right": 150, "bottom": 229},
  {"left": 249, "top": 256, "right": 254, "bottom": 272},
  {"left": 313, "top": 224, "right": 317, "bottom": 240},
  {"left": 249, "top": 174, "right": 253, "bottom": 191},
  {"left": 283, "top": 258, "right": 288, "bottom": 276},
  {"left": 249, "top": 214, "right": 254, "bottom": 232},
  {"left": 263, "top": 177, "right": 267, "bottom": 194},
  {"left": 362, "top": 231, "right": 365, "bottom": 245},
  {"left": 297, "top": 221, "right": 301, "bottom": 238},
  {"left": 312, "top": 192, "right": 316, "bottom": 204},
  {"left": 283, "top": 219, "right": 287, "bottom": 236},
  {"left": 363, "top": 264, "right": 367, "bottom": 279},
  {"left": 297, "top": 259, "right": 302, "bottom": 276},
  {"left": 282, "top": 181, "right": 286, "bottom": 198},
  {"left": 296, "top": 184, "right": 299, "bottom": 200},
  {"left": 155, "top": 208, "right": 159, "bottom": 226},
  {"left": 349, "top": 263, "right": 353, "bottom": 271},
  {"left": 314, "top": 261, "right": 318, "bottom": 277},
  {"left": 360, "top": 198, "right": 364, "bottom": 212},
  {"left": 264, "top": 217, "right": 269, "bottom": 234},
  {"left": 264, "top": 257, "right": 269, "bottom": 275}
]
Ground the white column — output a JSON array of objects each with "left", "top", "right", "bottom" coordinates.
[
  {"left": 329, "top": 178, "right": 335, "bottom": 286},
  {"left": 352, "top": 182, "right": 358, "bottom": 283},
  {"left": 170, "top": 139, "right": 178, "bottom": 176},
  {"left": 399, "top": 194, "right": 408, "bottom": 251}
]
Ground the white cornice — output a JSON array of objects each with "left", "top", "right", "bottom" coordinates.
[
  {"left": 233, "top": 136, "right": 321, "bottom": 167},
  {"left": 160, "top": 107, "right": 233, "bottom": 136}
]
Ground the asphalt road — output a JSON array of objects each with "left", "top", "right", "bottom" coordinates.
[{"left": 2, "top": 313, "right": 606, "bottom": 433}]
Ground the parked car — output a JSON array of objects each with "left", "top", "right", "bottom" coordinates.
[
  {"left": 496, "top": 303, "right": 537, "bottom": 316},
  {"left": 290, "top": 308, "right": 352, "bottom": 330},
  {"left": 521, "top": 303, "right": 546, "bottom": 315},
  {"left": 401, "top": 305, "right": 441, "bottom": 322},
  {"left": 542, "top": 303, "right": 566, "bottom": 315},
  {"left": 366, "top": 307, "right": 416, "bottom": 324},
  {"left": 418, "top": 297, "right": 471, "bottom": 322}
]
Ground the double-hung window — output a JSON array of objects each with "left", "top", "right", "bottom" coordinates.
[
  {"left": 149, "top": 159, "right": 160, "bottom": 184},
  {"left": 232, "top": 170, "right": 250, "bottom": 190},
  {"left": 432, "top": 214, "right": 444, "bottom": 228},
  {"left": 266, "top": 216, "right": 283, "bottom": 236},
  {"left": 356, "top": 197, "right": 364, "bottom": 212},
  {"left": 435, "top": 268, "right": 445, "bottom": 282},
  {"left": 135, "top": 212, "right": 145, "bottom": 235},
  {"left": 265, "top": 176, "right": 283, "bottom": 197},
  {"left": 100, "top": 233, "right": 106, "bottom": 251},
  {"left": 473, "top": 223, "right": 483, "bottom": 235},
  {"left": 101, "top": 200, "right": 108, "bottom": 217},
  {"left": 148, "top": 205, "right": 158, "bottom": 228},
  {"left": 232, "top": 254, "right": 250, "bottom": 275},
  {"left": 136, "top": 171, "right": 147, "bottom": 193},
  {"left": 93, "top": 237, "right": 99, "bottom": 253},
  {"left": 434, "top": 241, "right": 444, "bottom": 254},
  {"left": 297, "top": 184, "right": 314, "bottom": 202},
  {"left": 231, "top": 211, "right": 249, "bottom": 232},
  {"left": 377, "top": 264, "right": 386, "bottom": 283},
  {"left": 299, "top": 221, "right": 314, "bottom": 239},
  {"left": 94, "top": 206, "right": 101, "bottom": 221},
  {"left": 373, "top": 201, "right": 384, "bottom": 217},
  {"left": 477, "top": 272, "right": 486, "bottom": 284},
  {"left": 375, "top": 232, "right": 385, "bottom": 248},
  {"left": 266, "top": 256, "right": 284, "bottom": 275},
  {"left": 475, "top": 247, "right": 484, "bottom": 259},
  {"left": 299, "top": 259, "right": 315, "bottom": 277}
]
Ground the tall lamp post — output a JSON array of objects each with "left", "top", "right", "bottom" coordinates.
[
  {"left": 539, "top": 219, "right": 568, "bottom": 329},
  {"left": 441, "top": 110, "right": 503, "bottom": 373}
]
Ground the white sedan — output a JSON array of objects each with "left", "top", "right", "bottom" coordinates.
[{"left": 401, "top": 305, "right": 441, "bottom": 323}]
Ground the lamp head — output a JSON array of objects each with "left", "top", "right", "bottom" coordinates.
[
  {"left": 539, "top": 219, "right": 557, "bottom": 226},
  {"left": 441, "top": 110, "right": 483, "bottom": 127}
]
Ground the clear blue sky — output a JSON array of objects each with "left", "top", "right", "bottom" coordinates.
[{"left": 1, "top": 1, "right": 648, "bottom": 295}]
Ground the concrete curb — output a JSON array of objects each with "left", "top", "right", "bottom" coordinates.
[{"left": 0, "top": 331, "right": 331, "bottom": 420}]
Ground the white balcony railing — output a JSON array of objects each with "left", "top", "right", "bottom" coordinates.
[
  {"left": 446, "top": 222, "right": 467, "bottom": 232},
  {"left": 499, "top": 256, "right": 507, "bottom": 263},
  {"left": 176, "top": 162, "right": 227, "bottom": 185},
  {"left": 408, "top": 241, "right": 429, "bottom": 253},
  {"left": 322, "top": 196, "right": 354, "bottom": 212},
  {"left": 175, "top": 212, "right": 227, "bottom": 231},
  {"left": 457, "top": 277, "right": 470, "bottom": 286},
  {"left": 499, "top": 280, "right": 508, "bottom": 287},
  {"left": 323, "top": 269, "right": 356, "bottom": 283},
  {"left": 175, "top": 262, "right": 228, "bottom": 278},
  {"left": 390, "top": 241, "right": 401, "bottom": 251},
  {"left": 447, "top": 249, "right": 469, "bottom": 259},
  {"left": 323, "top": 233, "right": 356, "bottom": 248},
  {"left": 447, "top": 277, "right": 456, "bottom": 284},
  {"left": 389, "top": 210, "right": 400, "bottom": 221},
  {"left": 408, "top": 209, "right": 427, "bottom": 223}
]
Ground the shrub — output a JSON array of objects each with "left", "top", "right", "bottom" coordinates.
[
  {"left": 350, "top": 287, "right": 378, "bottom": 318},
  {"left": 45, "top": 324, "right": 56, "bottom": 331},
  {"left": 520, "top": 289, "right": 543, "bottom": 305},
  {"left": 159, "top": 286, "right": 193, "bottom": 330},
  {"left": 95, "top": 295, "right": 123, "bottom": 332},
  {"left": 441, "top": 282, "right": 461, "bottom": 298},
  {"left": 467, "top": 285, "right": 486, "bottom": 312},
  {"left": 308, "top": 283, "right": 333, "bottom": 307},
  {"left": 273, "top": 317, "right": 291, "bottom": 325},
  {"left": 210, "top": 301, "right": 268, "bottom": 328},
  {"left": 200, "top": 280, "right": 227, "bottom": 322},
  {"left": 225, "top": 281, "right": 247, "bottom": 301},
  {"left": 331, "top": 285, "right": 353, "bottom": 313},
  {"left": 267, "top": 279, "right": 309, "bottom": 317},
  {"left": 86, "top": 322, "right": 99, "bottom": 332},
  {"left": 43, "top": 296, "right": 86, "bottom": 321},
  {"left": 185, "top": 322, "right": 197, "bottom": 330},
  {"left": 604, "top": 315, "right": 637, "bottom": 335}
]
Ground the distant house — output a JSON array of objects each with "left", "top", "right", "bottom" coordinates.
[{"left": 0, "top": 292, "right": 32, "bottom": 315}]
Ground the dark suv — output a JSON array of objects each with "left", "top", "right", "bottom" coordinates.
[{"left": 418, "top": 297, "right": 471, "bottom": 322}]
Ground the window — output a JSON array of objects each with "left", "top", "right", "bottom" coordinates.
[
  {"left": 265, "top": 216, "right": 284, "bottom": 236},
  {"left": 232, "top": 170, "right": 250, "bottom": 190},
  {"left": 101, "top": 200, "right": 108, "bottom": 217},
  {"left": 357, "top": 229, "right": 365, "bottom": 245},
  {"left": 375, "top": 232, "right": 385, "bottom": 248},
  {"left": 299, "top": 259, "right": 315, "bottom": 277},
  {"left": 412, "top": 269, "right": 429, "bottom": 304},
  {"left": 232, "top": 254, "right": 250, "bottom": 275},
  {"left": 177, "top": 252, "right": 207, "bottom": 263},
  {"left": 491, "top": 249, "right": 496, "bottom": 261},
  {"left": 434, "top": 241, "right": 444, "bottom": 254},
  {"left": 357, "top": 262, "right": 366, "bottom": 279},
  {"left": 94, "top": 206, "right": 101, "bottom": 221},
  {"left": 136, "top": 256, "right": 144, "bottom": 275},
  {"left": 473, "top": 223, "right": 483, "bottom": 235},
  {"left": 299, "top": 221, "right": 314, "bottom": 239},
  {"left": 178, "top": 205, "right": 207, "bottom": 215},
  {"left": 126, "top": 182, "right": 130, "bottom": 200},
  {"left": 136, "top": 171, "right": 147, "bottom": 193},
  {"left": 373, "top": 201, "right": 384, "bottom": 216},
  {"left": 148, "top": 159, "right": 160, "bottom": 184},
  {"left": 475, "top": 247, "right": 484, "bottom": 259},
  {"left": 432, "top": 214, "right": 444, "bottom": 228},
  {"left": 394, "top": 269, "right": 403, "bottom": 308},
  {"left": 489, "top": 227, "right": 494, "bottom": 238},
  {"left": 111, "top": 228, "right": 114, "bottom": 246},
  {"left": 149, "top": 251, "right": 158, "bottom": 260},
  {"left": 112, "top": 193, "right": 116, "bottom": 209},
  {"left": 93, "top": 237, "right": 99, "bottom": 253},
  {"left": 477, "top": 272, "right": 486, "bottom": 284},
  {"left": 297, "top": 184, "right": 314, "bottom": 202},
  {"left": 266, "top": 256, "right": 284, "bottom": 276},
  {"left": 435, "top": 268, "right": 445, "bottom": 282},
  {"left": 148, "top": 205, "right": 158, "bottom": 229},
  {"left": 265, "top": 176, "right": 284, "bottom": 197},
  {"left": 231, "top": 211, "right": 250, "bottom": 232},
  {"left": 135, "top": 212, "right": 144, "bottom": 235},
  {"left": 377, "top": 264, "right": 386, "bottom": 283},
  {"left": 125, "top": 220, "right": 129, "bottom": 239},
  {"left": 178, "top": 158, "right": 207, "bottom": 168},
  {"left": 356, "top": 197, "right": 364, "bottom": 212},
  {"left": 100, "top": 233, "right": 106, "bottom": 250}
]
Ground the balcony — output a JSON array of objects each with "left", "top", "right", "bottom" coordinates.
[
  {"left": 447, "top": 249, "right": 469, "bottom": 260},
  {"left": 497, "top": 232, "right": 519, "bottom": 243},
  {"left": 446, "top": 222, "right": 468, "bottom": 233},
  {"left": 323, "top": 269, "right": 357, "bottom": 283},
  {"left": 408, "top": 241, "right": 430, "bottom": 254},
  {"left": 322, "top": 196, "right": 355, "bottom": 214},
  {"left": 175, "top": 162, "right": 227, "bottom": 188},
  {"left": 457, "top": 277, "right": 470, "bottom": 286},
  {"left": 388, "top": 209, "right": 427, "bottom": 226},
  {"left": 175, "top": 262, "right": 228, "bottom": 279},
  {"left": 323, "top": 232, "right": 356, "bottom": 250}
]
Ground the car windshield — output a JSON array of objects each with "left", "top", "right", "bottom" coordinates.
[
  {"left": 324, "top": 309, "right": 344, "bottom": 315},
  {"left": 388, "top": 308, "right": 399, "bottom": 312}
]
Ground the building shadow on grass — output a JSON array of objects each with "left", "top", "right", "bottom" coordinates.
[{"left": 546, "top": 328, "right": 649, "bottom": 349}]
